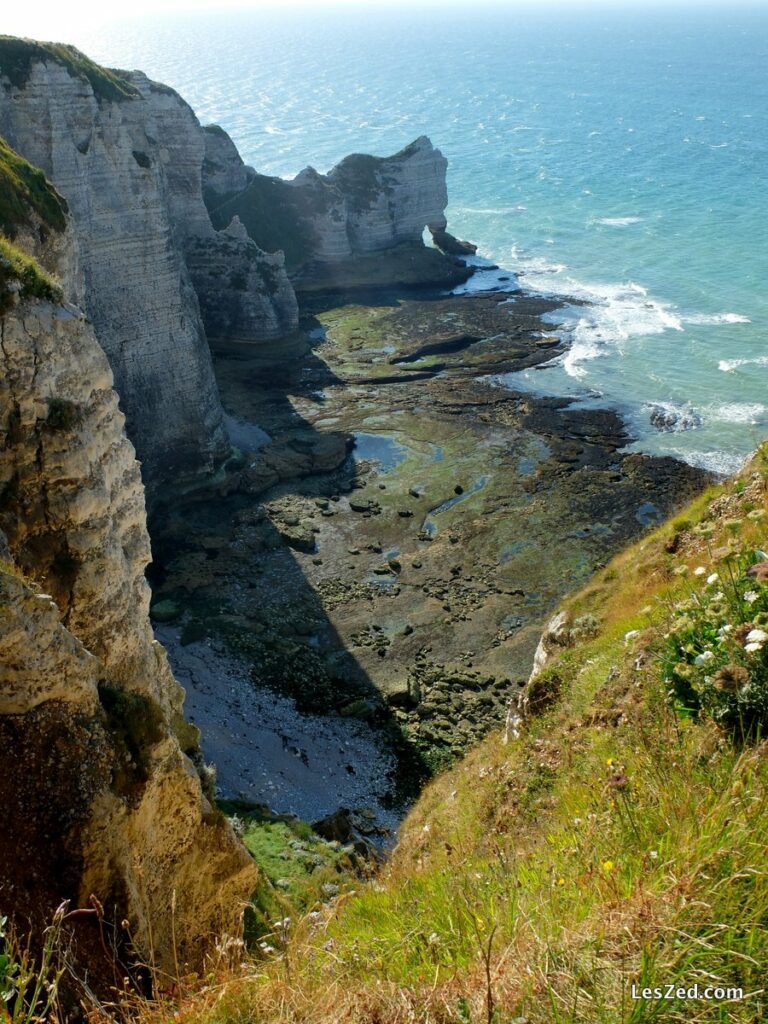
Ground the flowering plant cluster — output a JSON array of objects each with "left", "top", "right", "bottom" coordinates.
[{"left": 663, "top": 551, "right": 768, "bottom": 737}]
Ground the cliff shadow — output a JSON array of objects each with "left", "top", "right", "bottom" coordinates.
[{"left": 146, "top": 320, "right": 433, "bottom": 825}]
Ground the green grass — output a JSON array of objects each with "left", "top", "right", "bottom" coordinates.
[
  {"left": 0, "top": 236, "right": 62, "bottom": 313},
  {"left": 0, "top": 135, "right": 67, "bottom": 239},
  {"left": 216, "top": 802, "right": 360, "bottom": 947},
  {"left": 0, "top": 36, "right": 139, "bottom": 102}
]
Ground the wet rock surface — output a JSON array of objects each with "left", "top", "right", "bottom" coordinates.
[
  {"left": 150, "top": 283, "right": 711, "bottom": 816},
  {"left": 156, "top": 626, "right": 398, "bottom": 834}
]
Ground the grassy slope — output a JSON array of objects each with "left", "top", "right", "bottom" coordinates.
[
  {"left": 150, "top": 448, "right": 768, "bottom": 1024},
  {"left": 0, "top": 136, "right": 65, "bottom": 311},
  {"left": 217, "top": 802, "right": 361, "bottom": 949},
  {"left": 0, "top": 135, "right": 67, "bottom": 239},
  {"left": 0, "top": 236, "right": 61, "bottom": 313}
]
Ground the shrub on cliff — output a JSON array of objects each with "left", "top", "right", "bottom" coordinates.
[{"left": 664, "top": 545, "right": 768, "bottom": 737}]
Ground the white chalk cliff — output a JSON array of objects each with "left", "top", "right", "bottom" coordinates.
[{"left": 0, "top": 42, "right": 297, "bottom": 482}]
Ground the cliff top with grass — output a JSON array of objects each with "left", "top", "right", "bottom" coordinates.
[{"left": 0, "top": 36, "right": 139, "bottom": 102}]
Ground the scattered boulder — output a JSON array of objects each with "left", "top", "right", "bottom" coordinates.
[
  {"left": 312, "top": 808, "right": 355, "bottom": 844},
  {"left": 647, "top": 403, "right": 702, "bottom": 433},
  {"left": 429, "top": 227, "right": 478, "bottom": 256}
]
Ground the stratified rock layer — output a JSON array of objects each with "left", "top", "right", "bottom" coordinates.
[
  {"left": 0, "top": 177, "right": 256, "bottom": 977},
  {"left": 327, "top": 136, "right": 448, "bottom": 252}
]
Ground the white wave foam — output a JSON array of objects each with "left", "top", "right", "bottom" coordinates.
[
  {"left": 504, "top": 249, "right": 687, "bottom": 378},
  {"left": 451, "top": 256, "right": 519, "bottom": 295},
  {"left": 719, "top": 355, "right": 768, "bottom": 372},
  {"left": 674, "top": 449, "right": 748, "bottom": 476},
  {"left": 707, "top": 402, "right": 767, "bottom": 425},
  {"left": 544, "top": 283, "right": 682, "bottom": 377},
  {"left": 685, "top": 312, "right": 751, "bottom": 326},
  {"left": 453, "top": 205, "right": 527, "bottom": 215},
  {"left": 509, "top": 247, "right": 567, "bottom": 278},
  {"left": 594, "top": 216, "right": 643, "bottom": 226}
]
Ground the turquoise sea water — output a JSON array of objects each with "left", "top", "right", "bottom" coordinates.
[{"left": 73, "top": 4, "right": 768, "bottom": 474}]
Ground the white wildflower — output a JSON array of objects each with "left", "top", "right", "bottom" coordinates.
[
  {"left": 707, "top": 573, "right": 719, "bottom": 585},
  {"left": 649, "top": 850, "right": 658, "bottom": 860},
  {"left": 746, "top": 628, "right": 768, "bottom": 644},
  {"left": 694, "top": 651, "right": 715, "bottom": 666},
  {"left": 694, "top": 566, "right": 707, "bottom": 577},
  {"left": 744, "top": 590, "right": 760, "bottom": 604},
  {"left": 718, "top": 624, "right": 733, "bottom": 638},
  {"left": 745, "top": 642, "right": 763, "bottom": 654}
]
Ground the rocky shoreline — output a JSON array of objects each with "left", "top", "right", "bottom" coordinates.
[{"left": 150, "top": 277, "right": 711, "bottom": 827}]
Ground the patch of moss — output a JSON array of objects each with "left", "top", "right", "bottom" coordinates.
[
  {"left": 217, "top": 801, "right": 357, "bottom": 944},
  {"left": 0, "top": 36, "right": 139, "bottom": 103},
  {"left": 328, "top": 151, "right": 389, "bottom": 209},
  {"left": 0, "top": 135, "right": 67, "bottom": 239},
  {"left": 146, "top": 79, "right": 177, "bottom": 97}
]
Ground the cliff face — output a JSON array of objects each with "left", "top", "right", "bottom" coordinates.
[
  {"left": 204, "top": 131, "right": 471, "bottom": 288},
  {"left": 327, "top": 136, "right": 448, "bottom": 252},
  {"left": 0, "top": 40, "right": 297, "bottom": 480},
  {"left": 0, "top": 162, "right": 256, "bottom": 978}
]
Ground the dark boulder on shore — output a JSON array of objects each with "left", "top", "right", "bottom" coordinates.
[{"left": 430, "top": 227, "right": 478, "bottom": 256}]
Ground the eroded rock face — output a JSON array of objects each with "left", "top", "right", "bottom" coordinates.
[
  {"left": 202, "top": 123, "right": 256, "bottom": 205},
  {"left": 204, "top": 131, "right": 469, "bottom": 286},
  {"left": 328, "top": 136, "right": 448, "bottom": 253},
  {"left": 0, "top": 58, "right": 225, "bottom": 483},
  {"left": 0, "top": 195, "right": 257, "bottom": 977},
  {"left": 186, "top": 216, "right": 298, "bottom": 349},
  {"left": 0, "top": 43, "right": 297, "bottom": 480}
]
